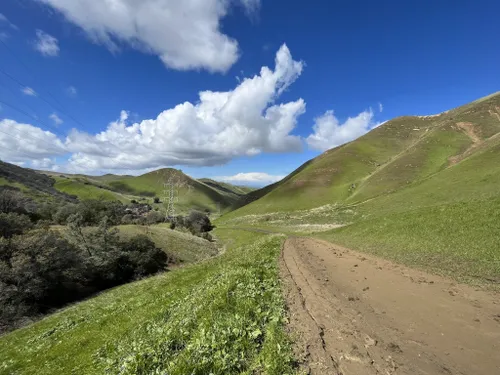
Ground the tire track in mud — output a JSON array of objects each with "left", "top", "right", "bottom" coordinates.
[{"left": 280, "top": 237, "right": 500, "bottom": 375}]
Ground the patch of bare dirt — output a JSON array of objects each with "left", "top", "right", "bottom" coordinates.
[
  {"left": 281, "top": 238, "right": 500, "bottom": 375},
  {"left": 448, "top": 122, "right": 482, "bottom": 165},
  {"left": 489, "top": 107, "right": 500, "bottom": 122}
]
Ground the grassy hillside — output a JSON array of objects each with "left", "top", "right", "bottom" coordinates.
[
  {"left": 44, "top": 169, "right": 245, "bottom": 214},
  {"left": 0, "top": 161, "right": 75, "bottom": 202},
  {"left": 117, "top": 224, "right": 219, "bottom": 263},
  {"left": 199, "top": 178, "right": 256, "bottom": 196},
  {"left": 222, "top": 92, "right": 500, "bottom": 218},
  {"left": 53, "top": 177, "right": 129, "bottom": 202},
  {"left": 0, "top": 229, "right": 295, "bottom": 375},
  {"left": 219, "top": 92, "right": 500, "bottom": 286}
]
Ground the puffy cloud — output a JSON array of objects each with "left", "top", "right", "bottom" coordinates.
[
  {"left": 38, "top": 0, "right": 260, "bottom": 72},
  {"left": 31, "top": 158, "right": 59, "bottom": 171},
  {"left": 215, "top": 172, "right": 285, "bottom": 185},
  {"left": 65, "top": 44, "right": 305, "bottom": 172},
  {"left": 34, "top": 29, "right": 60, "bottom": 56},
  {"left": 66, "top": 85, "right": 77, "bottom": 97},
  {"left": 306, "top": 109, "right": 379, "bottom": 151},
  {"left": 0, "top": 119, "right": 67, "bottom": 163},
  {"left": 49, "top": 113, "right": 63, "bottom": 125},
  {"left": 21, "top": 87, "right": 37, "bottom": 96}
]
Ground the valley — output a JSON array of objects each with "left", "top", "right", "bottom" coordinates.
[{"left": 1, "top": 93, "right": 500, "bottom": 374}]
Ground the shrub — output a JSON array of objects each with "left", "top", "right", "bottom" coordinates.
[
  {"left": 0, "top": 189, "right": 28, "bottom": 214},
  {"left": 53, "top": 204, "right": 78, "bottom": 224},
  {"left": 0, "top": 213, "right": 32, "bottom": 238},
  {"left": 146, "top": 211, "right": 164, "bottom": 225},
  {"left": 120, "top": 235, "right": 168, "bottom": 277},
  {"left": 153, "top": 197, "right": 160, "bottom": 204},
  {"left": 185, "top": 210, "right": 214, "bottom": 234}
]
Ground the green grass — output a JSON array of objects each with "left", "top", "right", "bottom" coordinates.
[
  {"left": 0, "top": 229, "right": 296, "bottom": 375},
  {"left": 0, "top": 177, "right": 28, "bottom": 192},
  {"left": 54, "top": 178, "right": 127, "bottom": 202},
  {"left": 219, "top": 93, "right": 500, "bottom": 287},
  {"left": 117, "top": 224, "right": 219, "bottom": 263},
  {"left": 318, "top": 198, "right": 500, "bottom": 287}
]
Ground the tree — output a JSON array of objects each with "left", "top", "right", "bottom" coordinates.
[
  {"left": 120, "top": 235, "right": 168, "bottom": 277},
  {"left": 185, "top": 211, "right": 214, "bottom": 234}
]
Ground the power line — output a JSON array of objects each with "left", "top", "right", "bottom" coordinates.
[
  {"left": 0, "top": 98, "right": 68, "bottom": 140},
  {"left": 0, "top": 41, "right": 89, "bottom": 130},
  {"left": 0, "top": 39, "right": 73, "bottom": 111}
]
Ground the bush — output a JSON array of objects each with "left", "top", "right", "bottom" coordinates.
[
  {"left": 185, "top": 211, "right": 214, "bottom": 234},
  {"left": 54, "top": 204, "right": 78, "bottom": 224},
  {"left": 0, "top": 189, "right": 28, "bottom": 214},
  {"left": 146, "top": 211, "right": 164, "bottom": 225},
  {"left": 121, "top": 213, "right": 135, "bottom": 225},
  {"left": 120, "top": 235, "right": 168, "bottom": 277},
  {"left": 153, "top": 197, "right": 160, "bottom": 204},
  {"left": 0, "top": 213, "right": 32, "bottom": 238}
]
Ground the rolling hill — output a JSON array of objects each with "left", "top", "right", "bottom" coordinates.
[
  {"left": 219, "top": 92, "right": 500, "bottom": 286},
  {"left": 1, "top": 163, "right": 254, "bottom": 214}
]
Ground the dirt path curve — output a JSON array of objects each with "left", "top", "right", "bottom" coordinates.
[{"left": 281, "top": 237, "right": 500, "bottom": 375}]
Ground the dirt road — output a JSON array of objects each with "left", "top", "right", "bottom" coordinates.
[{"left": 281, "top": 237, "right": 500, "bottom": 375}]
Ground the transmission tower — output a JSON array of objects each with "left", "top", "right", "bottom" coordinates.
[{"left": 163, "top": 179, "right": 179, "bottom": 220}]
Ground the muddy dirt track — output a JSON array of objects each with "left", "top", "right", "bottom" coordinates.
[{"left": 281, "top": 237, "right": 500, "bottom": 375}]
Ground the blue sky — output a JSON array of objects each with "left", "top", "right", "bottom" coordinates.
[{"left": 0, "top": 0, "right": 499, "bottom": 186}]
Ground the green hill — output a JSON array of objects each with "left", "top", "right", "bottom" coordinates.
[
  {"left": 219, "top": 92, "right": 500, "bottom": 286},
  {"left": 40, "top": 169, "right": 248, "bottom": 214},
  {"left": 0, "top": 161, "right": 76, "bottom": 202},
  {"left": 198, "top": 178, "right": 256, "bottom": 196}
]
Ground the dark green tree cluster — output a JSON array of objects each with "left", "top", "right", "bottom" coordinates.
[{"left": 0, "top": 189, "right": 169, "bottom": 333}]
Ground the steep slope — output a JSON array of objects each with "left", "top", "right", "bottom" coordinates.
[
  {"left": 219, "top": 92, "right": 500, "bottom": 285},
  {"left": 223, "top": 92, "right": 500, "bottom": 218},
  {"left": 0, "top": 161, "right": 76, "bottom": 202}
]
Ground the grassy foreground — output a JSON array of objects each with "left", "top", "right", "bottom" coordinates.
[{"left": 0, "top": 229, "right": 296, "bottom": 375}]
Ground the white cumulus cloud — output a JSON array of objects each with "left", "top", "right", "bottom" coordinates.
[
  {"left": 31, "top": 157, "right": 59, "bottom": 170},
  {"left": 21, "top": 87, "right": 37, "bottom": 96},
  {"left": 49, "top": 113, "right": 63, "bottom": 125},
  {"left": 216, "top": 172, "right": 285, "bottom": 185},
  {"left": 38, "top": 0, "right": 260, "bottom": 72},
  {"left": 0, "top": 119, "right": 67, "bottom": 163},
  {"left": 306, "top": 109, "right": 379, "bottom": 151},
  {"left": 65, "top": 44, "right": 305, "bottom": 172},
  {"left": 34, "top": 29, "right": 60, "bottom": 56}
]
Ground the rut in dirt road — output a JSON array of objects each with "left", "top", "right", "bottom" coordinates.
[{"left": 280, "top": 237, "right": 500, "bottom": 375}]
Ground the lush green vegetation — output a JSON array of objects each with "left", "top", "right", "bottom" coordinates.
[
  {"left": 319, "top": 198, "right": 500, "bottom": 286},
  {"left": 54, "top": 178, "right": 128, "bottom": 202},
  {"left": 0, "top": 230, "right": 296, "bottom": 375},
  {"left": 219, "top": 93, "right": 500, "bottom": 286},
  {"left": 118, "top": 224, "right": 219, "bottom": 263}
]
